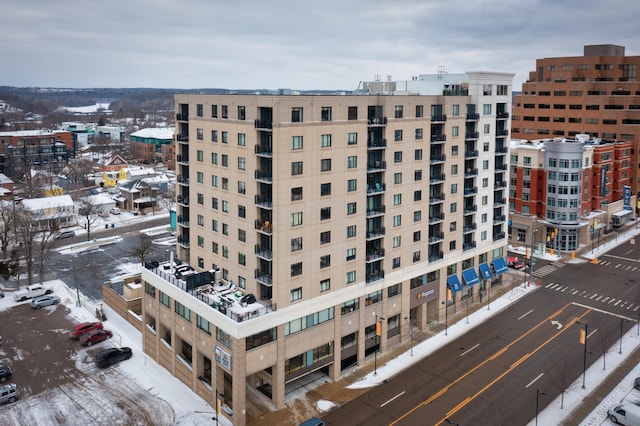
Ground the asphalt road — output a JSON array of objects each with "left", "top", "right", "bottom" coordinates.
[
  {"left": 323, "top": 240, "right": 640, "bottom": 425},
  {"left": 48, "top": 216, "right": 172, "bottom": 300}
]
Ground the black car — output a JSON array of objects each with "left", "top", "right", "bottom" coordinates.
[
  {"left": 0, "top": 365, "right": 11, "bottom": 383},
  {"left": 95, "top": 347, "right": 132, "bottom": 368}
]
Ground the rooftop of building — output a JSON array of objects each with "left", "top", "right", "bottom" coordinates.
[{"left": 130, "top": 127, "right": 175, "bottom": 140}]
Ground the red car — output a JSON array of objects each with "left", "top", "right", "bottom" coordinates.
[
  {"left": 80, "top": 329, "right": 113, "bottom": 346},
  {"left": 508, "top": 256, "right": 525, "bottom": 270},
  {"left": 70, "top": 322, "right": 103, "bottom": 339}
]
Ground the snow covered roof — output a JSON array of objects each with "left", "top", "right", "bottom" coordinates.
[
  {"left": 130, "top": 128, "right": 175, "bottom": 140},
  {"left": 22, "top": 194, "right": 74, "bottom": 210},
  {"left": 84, "top": 193, "right": 116, "bottom": 206},
  {"left": 0, "top": 129, "right": 69, "bottom": 137},
  {"left": 0, "top": 173, "right": 13, "bottom": 185}
]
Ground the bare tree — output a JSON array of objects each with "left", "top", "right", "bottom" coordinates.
[
  {"left": 157, "top": 188, "right": 175, "bottom": 214},
  {"left": 77, "top": 197, "right": 102, "bottom": 241},
  {"left": 0, "top": 200, "right": 17, "bottom": 258},
  {"left": 130, "top": 234, "right": 154, "bottom": 266},
  {"left": 13, "top": 204, "right": 38, "bottom": 286},
  {"left": 64, "top": 158, "right": 95, "bottom": 187},
  {"left": 34, "top": 221, "right": 57, "bottom": 284}
]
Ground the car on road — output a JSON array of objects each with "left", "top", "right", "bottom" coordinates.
[
  {"left": 70, "top": 322, "right": 103, "bottom": 339},
  {"left": 608, "top": 403, "right": 640, "bottom": 425},
  {"left": 80, "top": 329, "right": 113, "bottom": 346},
  {"left": 110, "top": 208, "right": 121, "bottom": 215},
  {"left": 0, "top": 365, "right": 11, "bottom": 383},
  {"left": 95, "top": 347, "right": 132, "bottom": 368},
  {"left": 31, "top": 295, "right": 61, "bottom": 309},
  {"left": 508, "top": 256, "right": 525, "bottom": 270},
  {"left": 0, "top": 383, "right": 18, "bottom": 404},
  {"left": 53, "top": 230, "right": 75, "bottom": 240}
]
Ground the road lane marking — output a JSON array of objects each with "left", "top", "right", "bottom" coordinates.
[
  {"left": 525, "top": 373, "right": 544, "bottom": 388},
  {"left": 603, "top": 253, "right": 640, "bottom": 263},
  {"left": 460, "top": 344, "right": 479, "bottom": 357},
  {"left": 390, "top": 303, "right": 580, "bottom": 426},
  {"left": 518, "top": 310, "right": 534, "bottom": 320},
  {"left": 380, "top": 391, "right": 406, "bottom": 408},
  {"left": 571, "top": 302, "right": 637, "bottom": 321}
]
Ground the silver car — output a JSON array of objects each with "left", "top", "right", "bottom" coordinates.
[{"left": 31, "top": 295, "right": 61, "bottom": 309}]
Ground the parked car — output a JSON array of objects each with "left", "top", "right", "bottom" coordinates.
[
  {"left": 110, "top": 208, "right": 121, "bottom": 215},
  {"left": 609, "top": 403, "right": 640, "bottom": 425},
  {"left": 14, "top": 284, "right": 54, "bottom": 302},
  {"left": 80, "top": 329, "right": 112, "bottom": 346},
  {"left": 53, "top": 230, "right": 75, "bottom": 240},
  {"left": 507, "top": 256, "right": 525, "bottom": 270},
  {"left": 0, "top": 365, "right": 11, "bottom": 383},
  {"left": 95, "top": 347, "right": 132, "bottom": 368},
  {"left": 0, "top": 383, "right": 18, "bottom": 404},
  {"left": 31, "top": 295, "right": 60, "bottom": 309},
  {"left": 70, "top": 322, "right": 103, "bottom": 339}
]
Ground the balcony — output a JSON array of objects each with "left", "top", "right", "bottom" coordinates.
[
  {"left": 176, "top": 154, "right": 189, "bottom": 163},
  {"left": 255, "top": 220, "right": 273, "bottom": 235},
  {"left": 254, "top": 119, "right": 273, "bottom": 130},
  {"left": 495, "top": 181, "right": 507, "bottom": 189},
  {"left": 368, "top": 116, "right": 387, "bottom": 126},
  {"left": 429, "top": 213, "right": 445, "bottom": 224},
  {"left": 366, "top": 270, "right": 385, "bottom": 284},
  {"left": 255, "top": 270, "right": 273, "bottom": 287},
  {"left": 495, "top": 146, "right": 508, "bottom": 154},
  {"left": 367, "top": 138, "right": 387, "bottom": 149},
  {"left": 430, "top": 174, "right": 446, "bottom": 184},
  {"left": 496, "top": 112, "right": 510, "bottom": 119},
  {"left": 177, "top": 196, "right": 189, "bottom": 206},
  {"left": 366, "top": 249, "right": 385, "bottom": 263},
  {"left": 255, "top": 170, "right": 273, "bottom": 183},
  {"left": 431, "top": 134, "right": 446, "bottom": 143},
  {"left": 428, "top": 252, "right": 444, "bottom": 262},
  {"left": 431, "top": 114, "right": 447, "bottom": 123},
  {"left": 177, "top": 236, "right": 190, "bottom": 247},
  {"left": 464, "top": 186, "right": 477, "bottom": 195},
  {"left": 430, "top": 154, "right": 446, "bottom": 164},
  {"left": 463, "top": 223, "right": 477, "bottom": 233},
  {"left": 465, "top": 132, "right": 479, "bottom": 140},
  {"left": 177, "top": 175, "right": 190, "bottom": 185},
  {"left": 493, "top": 215, "right": 506, "bottom": 224},
  {"left": 463, "top": 241, "right": 477, "bottom": 251},
  {"left": 176, "top": 113, "right": 189, "bottom": 122},
  {"left": 255, "top": 245, "right": 273, "bottom": 260},
  {"left": 464, "top": 168, "right": 478, "bottom": 177},
  {"left": 493, "top": 232, "right": 506, "bottom": 241},
  {"left": 464, "top": 205, "right": 477, "bottom": 214},
  {"left": 466, "top": 113, "right": 480, "bottom": 121},
  {"left": 254, "top": 195, "right": 273, "bottom": 209},
  {"left": 366, "top": 228, "right": 385, "bottom": 240},
  {"left": 494, "top": 198, "right": 507, "bottom": 206},
  {"left": 464, "top": 150, "right": 479, "bottom": 158},
  {"left": 367, "top": 182, "right": 386, "bottom": 194},
  {"left": 367, "top": 160, "right": 386, "bottom": 172},
  {"left": 497, "top": 129, "right": 509, "bottom": 137},
  {"left": 495, "top": 164, "right": 508, "bottom": 171},
  {"left": 176, "top": 134, "right": 189, "bottom": 142},
  {"left": 428, "top": 232, "right": 445, "bottom": 244},
  {"left": 366, "top": 205, "right": 386, "bottom": 217},
  {"left": 429, "top": 195, "right": 445, "bottom": 205},
  {"left": 254, "top": 144, "right": 273, "bottom": 157},
  {"left": 177, "top": 216, "right": 190, "bottom": 226}
]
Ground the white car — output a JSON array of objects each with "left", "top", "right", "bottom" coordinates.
[
  {"left": 110, "top": 208, "right": 121, "bottom": 215},
  {"left": 31, "top": 295, "right": 61, "bottom": 309}
]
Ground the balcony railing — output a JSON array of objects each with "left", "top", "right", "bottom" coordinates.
[
  {"left": 428, "top": 232, "right": 445, "bottom": 243},
  {"left": 464, "top": 186, "right": 477, "bottom": 195},
  {"left": 494, "top": 198, "right": 507, "bottom": 206},
  {"left": 254, "top": 119, "right": 273, "bottom": 130},
  {"left": 463, "top": 241, "right": 477, "bottom": 251},
  {"left": 366, "top": 205, "right": 386, "bottom": 217},
  {"left": 496, "top": 164, "right": 508, "bottom": 171},
  {"left": 366, "top": 270, "right": 385, "bottom": 284},
  {"left": 366, "top": 249, "right": 385, "bottom": 263},
  {"left": 431, "top": 134, "right": 446, "bottom": 143},
  {"left": 431, "top": 114, "right": 447, "bottom": 122},
  {"left": 463, "top": 223, "right": 477, "bottom": 233},
  {"left": 428, "top": 252, "right": 444, "bottom": 262},
  {"left": 176, "top": 134, "right": 189, "bottom": 142},
  {"left": 366, "top": 228, "right": 385, "bottom": 240},
  {"left": 255, "top": 270, "right": 273, "bottom": 286},
  {"left": 176, "top": 154, "right": 189, "bottom": 163},
  {"left": 464, "top": 168, "right": 478, "bottom": 177},
  {"left": 429, "top": 195, "right": 445, "bottom": 205},
  {"left": 493, "top": 232, "right": 506, "bottom": 241},
  {"left": 367, "top": 138, "right": 387, "bottom": 149},
  {"left": 368, "top": 116, "right": 387, "bottom": 126},
  {"left": 497, "top": 129, "right": 509, "bottom": 137},
  {"left": 255, "top": 245, "right": 273, "bottom": 260},
  {"left": 255, "top": 220, "right": 273, "bottom": 234},
  {"left": 367, "top": 183, "right": 386, "bottom": 194},
  {"left": 430, "top": 174, "right": 446, "bottom": 184},
  {"left": 177, "top": 196, "right": 189, "bottom": 206},
  {"left": 177, "top": 236, "right": 190, "bottom": 247},
  {"left": 465, "top": 132, "right": 479, "bottom": 140},
  {"left": 254, "top": 195, "right": 273, "bottom": 209},
  {"left": 176, "top": 113, "right": 189, "bottom": 121},
  {"left": 495, "top": 146, "right": 508, "bottom": 154},
  {"left": 254, "top": 144, "right": 273, "bottom": 156},
  {"left": 464, "top": 150, "right": 479, "bottom": 158},
  {"left": 496, "top": 112, "right": 510, "bottom": 119},
  {"left": 177, "top": 175, "right": 190, "bottom": 185},
  {"left": 367, "top": 160, "right": 386, "bottom": 171},
  {"left": 429, "top": 213, "right": 445, "bottom": 223},
  {"left": 463, "top": 205, "right": 477, "bottom": 214},
  {"left": 255, "top": 170, "right": 273, "bottom": 182},
  {"left": 430, "top": 154, "right": 446, "bottom": 163}
]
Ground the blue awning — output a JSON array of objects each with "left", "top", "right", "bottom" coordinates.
[
  {"left": 462, "top": 268, "right": 480, "bottom": 287},
  {"left": 479, "top": 263, "right": 494, "bottom": 280},
  {"left": 492, "top": 257, "right": 508, "bottom": 275},
  {"left": 447, "top": 274, "right": 462, "bottom": 293}
]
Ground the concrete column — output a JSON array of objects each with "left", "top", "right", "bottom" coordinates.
[
  {"left": 272, "top": 324, "right": 286, "bottom": 408},
  {"left": 230, "top": 338, "right": 247, "bottom": 426}
]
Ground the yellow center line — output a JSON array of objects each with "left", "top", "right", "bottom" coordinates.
[{"left": 389, "top": 303, "right": 583, "bottom": 426}]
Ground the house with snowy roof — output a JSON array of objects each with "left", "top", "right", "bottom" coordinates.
[{"left": 21, "top": 194, "right": 75, "bottom": 230}]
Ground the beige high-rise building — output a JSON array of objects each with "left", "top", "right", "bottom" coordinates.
[{"left": 141, "top": 71, "right": 514, "bottom": 425}]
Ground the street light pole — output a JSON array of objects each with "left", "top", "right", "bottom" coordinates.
[
  {"left": 442, "top": 300, "right": 449, "bottom": 336},
  {"left": 406, "top": 317, "right": 413, "bottom": 356},
  {"left": 535, "top": 390, "right": 545, "bottom": 426},
  {"left": 374, "top": 314, "right": 384, "bottom": 375},
  {"left": 529, "top": 223, "right": 537, "bottom": 286},
  {"left": 579, "top": 322, "right": 588, "bottom": 389},
  {"left": 619, "top": 318, "right": 626, "bottom": 354}
]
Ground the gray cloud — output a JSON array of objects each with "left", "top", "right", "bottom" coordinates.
[{"left": 2, "top": 0, "right": 638, "bottom": 90}]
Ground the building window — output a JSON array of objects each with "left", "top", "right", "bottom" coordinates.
[
  {"left": 415, "top": 149, "right": 423, "bottom": 160},
  {"left": 394, "top": 105, "right": 403, "bottom": 118},
  {"left": 238, "top": 157, "right": 246, "bottom": 170},
  {"left": 416, "top": 105, "right": 424, "bottom": 118},
  {"left": 452, "top": 126, "right": 459, "bottom": 137},
  {"left": 292, "top": 161, "right": 303, "bottom": 175},
  {"left": 394, "top": 173, "right": 402, "bottom": 184},
  {"left": 197, "top": 128, "right": 203, "bottom": 140},
  {"left": 347, "top": 179, "right": 357, "bottom": 192},
  {"left": 321, "top": 107, "right": 332, "bottom": 122},
  {"left": 394, "top": 151, "right": 403, "bottom": 163},
  {"left": 393, "top": 236, "right": 401, "bottom": 247},
  {"left": 221, "top": 105, "right": 228, "bottom": 119},
  {"left": 291, "top": 187, "right": 303, "bottom": 201},
  {"left": 238, "top": 106, "right": 246, "bottom": 120},
  {"left": 414, "top": 190, "right": 422, "bottom": 201},
  {"left": 414, "top": 169, "right": 422, "bottom": 181},
  {"left": 394, "top": 130, "right": 403, "bottom": 141},
  {"left": 197, "top": 172, "right": 204, "bottom": 184},
  {"left": 291, "top": 212, "right": 303, "bottom": 226},
  {"left": 348, "top": 106, "right": 358, "bottom": 120},
  {"left": 211, "top": 130, "right": 218, "bottom": 142},
  {"left": 238, "top": 253, "right": 246, "bottom": 266},
  {"left": 238, "top": 133, "right": 246, "bottom": 146},
  {"left": 175, "top": 302, "right": 192, "bottom": 322},
  {"left": 211, "top": 105, "right": 218, "bottom": 118},
  {"left": 320, "top": 207, "right": 331, "bottom": 220},
  {"left": 347, "top": 156, "right": 357, "bottom": 169},
  {"left": 221, "top": 154, "right": 228, "bottom": 167},
  {"left": 393, "top": 215, "right": 401, "bottom": 227},
  {"left": 321, "top": 183, "right": 331, "bottom": 196},
  {"left": 392, "top": 257, "right": 401, "bottom": 269},
  {"left": 346, "top": 248, "right": 356, "bottom": 261},
  {"left": 347, "top": 132, "right": 358, "bottom": 145},
  {"left": 346, "top": 271, "right": 356, "bottom": 284},
  {"left": 365, "top": 290, "right": 383, "bottom": 306},
  {"left": 415, "top": 128, "right": 423, "bottom": 140},
  {"left": 483, "top": 104, "right": 492, "bottom": 115},
  {"left": 320, "top": 255, "right": 331, "bottom": 268},
  {"left": 393, "top": 194, "right": 402, "bottom": 205},
  {"left": 291, "top": 287, "right": 302, "bottom": 302},
  {"left": 320, "top": 231, "right": 331, "bottom": 244},
  {"left": 159, "top": 291, "right": 170, "bottom": 308},
  {"left": 414, "top": 210, "right": 421, "bottom": 222},
  {"left": 291, "top": 237, "right": 303, "bottom": 251},
  {"left": 291, "top": 262, "right": 302, "bottom": 277},
  {"left": 388, "top": 283, "right": 402, "bottom": 298},
  {"left": 346, "top": 225, "right": 356, "bottom": 238},
  {"left": 413, "top": 230, "right": 421, "bottom": 242},
  {"left": 222, "top": 131, "right": 229, "bottom": 144},
  {"left": 321, "top": 158, "right": 332, "bottom": 171},
  {"left": 292, "top": 136, "right": 303, "bottom": 150},
  {"left": 320, "top": 279, "right": 330, "bottom": 292},
  {"left": 238, "top": 229, "right": 246, "bottom": 242},
  {"left": 347, "top": 202, "right": 356, "bottom": 215},
  {"left": 321, "top": 134, "right": 332, "bottom": 147},
  {"left": 292, "top": 107, "right": 303, "bottom": 122},
  {"left": 238, "top": 181, "right": 246, "bottom": 194}
]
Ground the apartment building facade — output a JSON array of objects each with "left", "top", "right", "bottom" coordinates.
[
  {"left": 0, "top": 129, "right": 74, "bottom": 180},
  {"left": 511, "top": 44, "right": 640, "bottom": 199},
  {"left": 130, "top": 127, "right": 175, "bottom": 168},
  {"left": 508, "top": 135, "right": 633, "bottom": 252},
  {"left": 141, "top": 72, "right": 514, "bottom": 425}
]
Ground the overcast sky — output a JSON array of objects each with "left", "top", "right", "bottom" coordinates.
[{"left": 3, "top": 0, "right": 639, "bottom": 92}]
